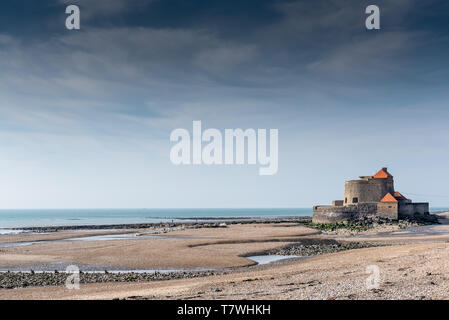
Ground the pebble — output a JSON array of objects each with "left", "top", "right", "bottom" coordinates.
[{"left": 0, "top": 271, "right": 225, "bottom": 289}]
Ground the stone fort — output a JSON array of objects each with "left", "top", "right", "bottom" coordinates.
[{"left": 313, "top": 168, "right": 430, "bottom": 223}]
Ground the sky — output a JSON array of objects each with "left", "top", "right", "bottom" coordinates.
[{"left": 0, "top": 0, "right": 449, "bottom": 209}]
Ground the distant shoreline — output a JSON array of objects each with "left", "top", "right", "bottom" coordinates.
[
  {"left": 0, "top": 208, "right": 315, "bottom": 229},
  {"left": 1, "top": 208, "right": 447, "bottom": 231},
  {"left": 4, "top": 216, "right": 312, "bottom": 232}
]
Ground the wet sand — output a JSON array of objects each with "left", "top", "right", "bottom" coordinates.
[
  {"left": 0, "top": 223, "right": 319, "bottom": 270},
  {"left": 2, "top": 214, "right": 449, "bottom": 300}
]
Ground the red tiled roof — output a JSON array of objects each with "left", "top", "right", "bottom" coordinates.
[
  {"left": 374, "top": 168, "right": 393, "bottom": 179},
  {"left": 394, "top": 192, "right": 408, "bottom": 201},
  {"left": 380, "top": 193, "right": 398, "bottom": 203}
]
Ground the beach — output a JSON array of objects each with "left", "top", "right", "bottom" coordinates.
[{"left": 1, "top": 213, "right": 449, "bottom": 300}]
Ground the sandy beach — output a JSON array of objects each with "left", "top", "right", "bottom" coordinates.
[{"left": 2, "top": 214, "right": 449, "bottom": 300}]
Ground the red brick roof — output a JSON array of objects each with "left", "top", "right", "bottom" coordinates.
[
  {"left": 374, "top": 168, "right": 393, "bottom": 179},
  {"left": 380, "top": 193, "right": 398, "bottom": 203}
]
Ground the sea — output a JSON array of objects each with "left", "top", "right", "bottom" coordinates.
[
  {"left": 0, "top": 208, "right": 313, "bottom": 229},
  {"left": 0, "top": 207, "right": 448, "bottom": 230}
]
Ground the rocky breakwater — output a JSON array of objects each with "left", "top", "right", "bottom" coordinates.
[
  {"left": 264, "top": 239, "right": 384, "bottom": 257},
  {"left": 0, "top": 270, "right": 226, "bottom": 289}
]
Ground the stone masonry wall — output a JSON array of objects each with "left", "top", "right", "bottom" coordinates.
[
  {"left": 398, "top": 203, "right": 430, "bottom": 218},
  {"left": 344, "top": 179, "right": 392, "bottom": 205},
  {"left": 313, "top": 203, "right": 378, "bottom": 223},
  {"left": 376, "top": 202, "right": 399, "bottom": 220}
]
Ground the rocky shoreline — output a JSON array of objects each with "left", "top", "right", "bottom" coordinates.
[
  {"left": 8, "top": 213, "right": 442, "bottom": 234},
  {"left": 0, "top": 270, "right": 226, "bottom": 289},
  {"left": 265, "top": 240, "right": 384, "bottom": 256},
  {"left": 12, "top": 217, "right": 311, "bottom": 233}
]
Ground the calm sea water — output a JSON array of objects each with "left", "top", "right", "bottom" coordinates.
[
  {"left": 0, "top": 207, "right": 447, "bottom": 229},
  {"left": 0, "top": 208, "right": 313, "bottom": 229}
]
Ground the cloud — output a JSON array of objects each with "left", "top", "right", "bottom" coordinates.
[
  {"left": 0, "top": 0, "right": 446, "bottom": 134},
  {"left": 57, "top": 0, "right": 156, "bottom": 20},
  {"left": 193, "top": 44, "right": 257, "bottom": 76},
  {"left": 54, "top": 26, "right": 264, "bottom": 88},
  {"left": 307, "top": 31, "right": 425, "bottom": 76},
  {"left": 0, "top": 24, "right": 270, "bottom": 143}
]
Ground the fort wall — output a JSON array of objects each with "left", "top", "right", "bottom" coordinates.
[
  {"left": 332, "top": 200, "right": 344, "bottom": 206},
  {"left": 313, "top": 203, "right": 379, "bottom": 223},
  {"left": 344, "top": 178, "right": 393, "bottom": 205},
  {"left": 376, "top": 202, "right": 399, "bottom": 220},
  {"left": 398, "top": 203, "right": 429, "bottom": 218}
]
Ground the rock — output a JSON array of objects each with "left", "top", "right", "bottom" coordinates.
[{"left": 0, "top": 270, "right": 227, "bottom": 290}]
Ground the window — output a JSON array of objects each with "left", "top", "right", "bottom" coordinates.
[
  {"left": 352, "top": 197, "right": 358, "bottom": 203},
  {"left": 345, "top": 198, "right": 347, "bottom": 203}
]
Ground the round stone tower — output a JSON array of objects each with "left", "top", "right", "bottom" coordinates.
[{"left": 343, "top": 168, "right": 394, "bottom": 205}]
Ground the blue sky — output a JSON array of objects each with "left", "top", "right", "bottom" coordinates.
[{"left": 0, "top": 0, "right": 449, "bottom": 208}]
